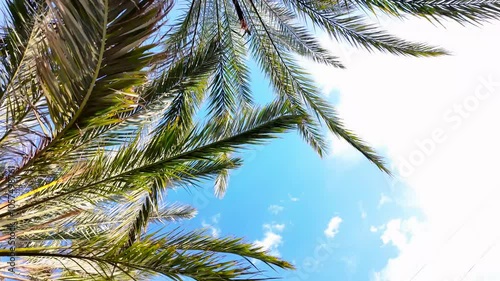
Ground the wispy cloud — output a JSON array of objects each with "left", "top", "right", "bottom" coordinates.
[
  {"left": 288, "top": 194, "right": 300, "bottom": 202},
  {"left": 264, "top": 223, "right": 285, "bottom": 232},
  {"left": 378, "top": 193, "right": 392, "bottom": 208},
  {"left": 324, "top": 216, "right": 343, "bottom": 238},
  {"left": 254, "top": 223, "right": 286, "bottom": 257},
  {"left": 202, "top": 213, "right": 221, "bottom": 238},
  {"left": 359, "top": 201, "right": 367, "bottom": 219},
  {"left": 268, "top": 204, "right": 284, "bottom": 215}
]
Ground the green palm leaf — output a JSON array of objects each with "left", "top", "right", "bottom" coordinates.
[{"left": 2, "top": 0, "right": 500, "bottom": 279}]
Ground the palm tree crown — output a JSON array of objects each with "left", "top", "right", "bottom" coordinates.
[{"left": 166, "top": 0, "right": 500, "bottom": 173}]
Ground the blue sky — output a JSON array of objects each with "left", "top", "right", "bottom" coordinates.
[
  {"left": 162, "top": 59, "right": 420, "bottom": 280},
  {"left": 161, "top": 12, "right": 500, "bottom": 280}
]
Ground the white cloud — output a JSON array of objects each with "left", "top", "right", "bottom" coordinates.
[
  {"left": 288, "top": 194, "right": 300, "bottom": 202},
  {"left": 378, "top": 194, "right": 393, "bottom": 208},
  {"left": 370, "top": 226, "right": 378, "bottom": 233},
  {"left": 254, "top": 232, "right": 283, "bottom": 257},
  {"left": 271, "top": 223, "right": 286, "bottom": 232},
  {"left": 324, "top": 216, "right": 343, "bottom": 238},
  {"left": 262, "top": 223, "right": 286, "bottom": 232},
  {"left": 380, "top": 220, "right": 406, "bottom": 249},
  {"left": 268, "top": 204, "right": 284, "bottom": 215},
  {"left": 202, "top": 221, "right": 220, "bottom": 237},
  {"left": 380, "top": 217, "right": 421, "bottom": 251},
  {"left": 359, "top": 201, "right": 367, "bottom": 219},
  {"left": 254, "top": 223, "right": 286, "bottom": 257},
  {"left": 304, "top": 14, "right": 500, "bottom": 281},
  {"left": 202, "top": 213, "right": 221, "bottom": 238}
]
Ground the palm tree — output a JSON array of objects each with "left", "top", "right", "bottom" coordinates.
[
  {"left": 1, "top": 0, "right": 500, "bottom": 280},
  {"left": 0, "top": 0, "right": 298, "bottom": 279},
  {"left": 166, "top": 0, "right": 500, "bottom": 173}
]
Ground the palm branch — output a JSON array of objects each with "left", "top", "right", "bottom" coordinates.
[
  {"left": 0, "top": 0, "right": 297, "bottom": 279},
  {"left": 165, "top": 0, "right": 500, "bottom": 173}
]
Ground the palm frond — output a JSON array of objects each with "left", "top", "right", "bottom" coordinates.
[
  {"left": 0, "top": 230, "right": 293, "bottom": 280},
  {"left": 354, "top": 0, "right": 500, "bottom": 24}
]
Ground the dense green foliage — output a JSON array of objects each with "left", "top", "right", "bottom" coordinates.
[{"left": 1, "top": 0, "right": 499, "bottom": 279}]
